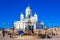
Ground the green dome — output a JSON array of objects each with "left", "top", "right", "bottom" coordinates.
[{"left": 26, "top": 6, "right": 31, "bottom": 10}]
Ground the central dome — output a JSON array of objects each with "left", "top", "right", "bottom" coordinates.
[
  {"left": 25, "top": 6, "right": 32, "bottom": 18},
  {"left": 26, "top": 6, "right": 31, "bottom": 11}
]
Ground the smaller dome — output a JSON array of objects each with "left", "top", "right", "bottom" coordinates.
[
  {"left": 34, "top": 12, "right": 37, "bottom": 16},
  {"left": 20, "top": 13, "right": 24, "bottom": 17}
]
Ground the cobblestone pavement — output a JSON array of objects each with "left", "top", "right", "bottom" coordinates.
[{"left": 0, "top": 34, "right": 60, "bottom": 40}]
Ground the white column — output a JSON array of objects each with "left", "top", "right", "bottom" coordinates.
[
  {"left": 23, "top": 22, "right": 25, "bottom": 30},
  {"left": 17, "top": 24, "right": 19, "bottom": 29},
  {"left": 34, "top": 22, "right": 36, "bottom": 29}
]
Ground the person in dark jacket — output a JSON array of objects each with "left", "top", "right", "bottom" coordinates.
[
  {"left": 2, "top": 30, "right": 5, "bottom": 37},
  {"left": 31, "top": 25, "right": 34, "bottom": 33}
]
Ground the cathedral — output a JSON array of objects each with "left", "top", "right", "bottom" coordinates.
[{"left": 14, "top": 6, "right": 38, "bottom": 30}]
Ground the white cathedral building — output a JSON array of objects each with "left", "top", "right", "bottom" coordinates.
[{"left": 14, "top": 6, "right": 38, "bottom": 30}]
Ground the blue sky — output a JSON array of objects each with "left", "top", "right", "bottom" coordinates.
[{"left": 0, "top": 0, "right": 60, "bottom": 28}]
